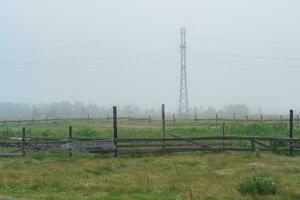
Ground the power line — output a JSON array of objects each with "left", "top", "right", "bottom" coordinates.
[
  {"left": 190, "top": 52, "right": 300, "bottom": 61},
  {"left": 0, "top": 60, "right": 179, "bottom": 72},
  {"left": 0, "top": 52, "right": 178, "bottom": 66},
  {"left": 1, "top": 59, "right": 300, "bottom": 73},
  {"left": 0, "top": 37, "right": 178, "bottom": 52},
  {"left": 189, "top": 36, "right": 300, "bottom": 47}
]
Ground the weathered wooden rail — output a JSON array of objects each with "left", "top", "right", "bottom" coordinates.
[{"left": 1, "top": 135, "right": 299, "bottom": 157}]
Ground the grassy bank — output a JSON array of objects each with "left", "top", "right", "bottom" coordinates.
[{"left": 0, "top": 152, "right": 299, "bottom": 200}]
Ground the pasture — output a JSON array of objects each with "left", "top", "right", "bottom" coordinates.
[
  {"left": 0, "top": 152, "right": 300, "bottom": 199},
  {"left": 0, "top": 117, "right": 300, "bottom": 199}
]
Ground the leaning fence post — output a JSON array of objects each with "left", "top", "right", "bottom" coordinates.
[
  {"left": 289, "top": 109, "right": 293, "bottom": 156},
  {"left": 22, "top": 127, "right": 26, "bottom": 157},
  {"left": 113, "top": 106, "right": 118, "bottom": 157},
  {"left": 161, "top": 104, "right": 166, "bottom": 150},
  {"left": 68, "top": 126, "right": 72, "bottom": 157},
  {"left": 148, "top": 115, "right": 152, "bottom": 124},
  {"left": 222, "top": 123, "right": 225, "bottom": 152}
]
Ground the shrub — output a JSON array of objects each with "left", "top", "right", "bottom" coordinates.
[{"left": 238, "top": 176, "right": 277, "bottom": 195}]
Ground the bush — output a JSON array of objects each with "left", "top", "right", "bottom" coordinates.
[{"left": 238, "top": 176, "right": 277, "bottom": 195}]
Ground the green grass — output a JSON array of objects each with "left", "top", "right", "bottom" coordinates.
[
  {"left": 0, "top": 119, "right": 298, "bottom": 139},
  {"left": 0, "top": 120, "right": 300, "bottom": 199},
  {"left": 238, "top": 176, "right": 278, "bottom": 195},
  {"left": 0, "top": 152, "right": 299, "bottom": 199}
]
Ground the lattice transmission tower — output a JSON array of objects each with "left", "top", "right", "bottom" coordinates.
[{"left": 178, "top": 27, "right": 189, "bottom": 116}]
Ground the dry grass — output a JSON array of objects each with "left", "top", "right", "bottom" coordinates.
[{"left": 0, "top": 152, "right": 299, "bottom": 199}]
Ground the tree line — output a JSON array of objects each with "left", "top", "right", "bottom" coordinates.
[{"left": 0, "top": 102, "right": 250, "bottom": 118}]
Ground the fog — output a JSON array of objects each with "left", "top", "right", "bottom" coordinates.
[{"left": 1, "top": 0, "right": 300, "bottom": 114}]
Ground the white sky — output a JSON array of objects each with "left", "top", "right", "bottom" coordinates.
[{"left": 1, "top": 0, "right": 300, "bottom": 113}]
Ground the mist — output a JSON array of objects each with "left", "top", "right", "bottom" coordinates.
[{"left": 1, "top": 0, "right": 300, "bottom": 114}]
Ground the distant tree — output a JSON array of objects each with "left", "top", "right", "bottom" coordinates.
[
  {"left": 122, "top": 105, "right": 140, "bottom": 116},
  {"left": 203, "top": 106, "right": 217, "bottom": 115},
  {"left": 221, "top": 104, "right": 249, "bottom": 116}
]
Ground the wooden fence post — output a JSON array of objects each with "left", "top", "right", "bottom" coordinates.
[
  {"left": 68, "top": 126, "right": 72, "bottom": 157},
  {"left": 261, "top": 114, "right": 263, "bottom": 122},
  {"left": 148, "top": 115, "right": 151, "bottom": 124},
  {"left": 22, "top": 127, "right": 26, "bottom": 157},
  {"left": 280, "top": 115, "right": 282, "bottom": 122},
  {"left": 194, "top": 114, "right": 197, "bottom": 122},
  {"left": 246, "top": 115, "right": 249, "bottom": 123},
  {"left": 87, "top": 114, "right": 90, "bottom": 122},
  {"left": 173, "top": 114, "right": 176, "bottom": 126},
  {"left": 216, "top": 114, "right": 219, "bottom": 124},
  {"left": 233, "top": 113, "right": 236, "bottom": 122},
  {"left": 222, "top": 123, "right": 225, "bottom": 152},
  {"left": 113, "top": 106, "right": 118, "bottom": 157},
  {"left": 251, "top": 139, "right": 256, "bottom": 152},
  {"left": 161, "top": 104, "right": 166, "bottom": 149},
  {"left": 289, "top": 109, "right": 293, "bottom": 156},
  {"left": 297, "top": 115, "right": 299, "bottom": 124}
]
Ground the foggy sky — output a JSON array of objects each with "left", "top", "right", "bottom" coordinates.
[{"left": 1, "top": 0, "right": 300, "bottom": 114}]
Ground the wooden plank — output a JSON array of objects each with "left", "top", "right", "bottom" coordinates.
[
  {"left": 117, "top": 147, "right": 255, "bottom": 154},
  {"left": 253, "top": 140, "right": 272, "bottom": 149},
  {"left": 68, "top": 126, "right": 72, "bottom": 157},
  {"left": 22, "top": 127, "right": 26, "bottom": 157},
  {"left": 0, "top": 152, "right": 23, "bottom": 157},
  {"left": 116, "top": 136, "right": 300, "bottom": 143},
  {"left": 113, "top": 106, "right": 118, "bottom": 157},
  {"left": 222, "top": 123, "right": 225, "bottom": 152},
  {"left": 118, "top": 143, "right": 231, "bottom": 148},
  {"left": 290, "top": 109, "right": 294, "bottom": 155},
  {"left": 161, "top": 104, "right": 166, "bottom": 149}
]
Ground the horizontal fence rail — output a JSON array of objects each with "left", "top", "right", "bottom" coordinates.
[{"left": 1, "top": 135, "right": 300, "bottom": 157}]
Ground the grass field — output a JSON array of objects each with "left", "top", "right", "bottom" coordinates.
[
  {"left": 0, "top": 152, "right": 299, "bottom": 200},
  {"left": 0, "top": 118, "right": 299, "bottom": 139},
  {"left": 0, "top": 119, "right": 300, "bottom": 199}
]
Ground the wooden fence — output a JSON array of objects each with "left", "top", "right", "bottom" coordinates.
[
  {"left": 0, "top": 113, "right": 299, "bottom": 126},
  {"left": 1, "top": 133, "right": 300, "bottom": 157},
  {"left": 0, "top": 106, "right": 299, "bottom": 157}
]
